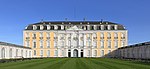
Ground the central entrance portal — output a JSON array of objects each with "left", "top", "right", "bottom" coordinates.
[{"left": 73, "top": 49, "right": 78, "bottom": 57}]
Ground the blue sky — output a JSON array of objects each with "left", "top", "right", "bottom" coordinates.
[{"left": 0, "top": 0, "right": 150, "bottom": 45}]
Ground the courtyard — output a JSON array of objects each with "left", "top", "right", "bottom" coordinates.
[{"left": 0, "top": 58, "right": 150, "bottom": 69}]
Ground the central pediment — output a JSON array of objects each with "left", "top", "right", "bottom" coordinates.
[{"left": 67, "top": 25, "right": 83, "bottom": 30}]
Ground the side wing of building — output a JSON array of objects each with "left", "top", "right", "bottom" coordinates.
[{"left": 0, "top": 42, "right": 32, "bottom": 59}]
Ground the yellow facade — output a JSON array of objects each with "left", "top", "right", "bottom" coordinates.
[{"left": 24, "top": 31, "right": 127, "bottom": 57}]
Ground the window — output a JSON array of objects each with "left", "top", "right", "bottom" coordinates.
[
  {"left": 121, "top": 33, "right": 125, "bottom": 39},
  {"left": 1, "top": 48, "right": 5, "bottom": 58},
  {"left": 47, "top": 33, "right": 50, "bottom": 37},
  {"left": 26, "top": 40, "right": 29, "bottom": 47},
  {"left": 40, "top": 40, "right": 43, "bottom": 48},
  {"left": 100, "top": 40, "right": 104, "bottom": 48},
  {"left": 108, "top": 40, "right": 111, "bottom": 48},
  {"left": 26, "top": 51, "right": 27, "bottom": 58},
  {"left": 101, "top": 25, "right": 104, "bottom": 30},
  {"left": 61, "top": 25, "right": 64, "bottom": 30},
  {"left": 114, "top": 33, "right": 118, "bottom": 39},
  {"left": 40, "top": 50, "right": 43, "bottom": 57},
  {"left": 88, "top": 50, "right": 90, "bottom": 56},
  {"left": 54, "top": 25, "right": 58, "bottom": 30},
  {"left": 114, "top": 40, "right": 118, "bottom": 48},
  {"left": 34, "top": 50, "right": 36, "bottom": 56},
  {"left": 114, "top": 25, "right": 118, "bottom": 30},
  {"left": 108, "top": 25, "right": 111, "bottom": 30},
  {"left": 101, "top": 50, "right": 104, "bottom": 57},
  {"left": 87, "top": 25, "right": 90, "bottom": 30},
  {"left": 29, "top": 51, "right": 31, "bottom": 58},
  {"left": 47, "top": 50, "right": 50, "bottom": 57},
  {"left": 16, "top": 49, "right": 18, "bottom": 57},
  {"left": 54, "top": 50, "right": 58, "bottom": 56},
  {"left": 94, "top": 50, "right": 97, "bottom": 56},
  {"left": 94, "top": 25, "right": 97, "bottom": 30},
  {"left": 54, "top": 41, "right": 57, "bottom": 47},
  {"left": 62, "top": 50, "right": 64, "bottom": 56},
  {"left": 47, "top": 40, "right": 50, "bottom": 48},
  {"left": 93, "top": 41, "right": 97, "bottom": 47},
  {"left": 93, "top": 33, "right": 96, "bottom": 37},
  {"left": 107, "top": 33, "right": 111, "bottom": 39},
  {"left": 47, "top": 25, "right": 50, "bottom": 30},
  {"left": 33, "top": 33, "right": 36, "bottom": 37},
  {"left": 9, "top": 48, "right": 12, "bottom": 58},
  {"left": 108, "top": 50, "right": 111, "bottom": 57},
  {"left": 21, "top": 50, "right": 23, "bottom": 57},
  {"left": 33, "top": 41, "right": 36, "bottom": 48},
  {"left": 121, "top": 40, "right": 125, "bottom": 47},
  {"left": 61, "top": 40, "right": 64, "bottom": 47},
  {"left": 68, "top": 40, "right": 71, "bottom": 47},
  {"left": 40, "top": 25, "right": 44, "bottom": 30},
  {"left": 40, "top": 32, "right": 43, "bottom": 39},
  {"left": 26, "top": 32, "right": 29, "bottom": 37},
  {"left": 100, "top": 33, "right": 104, "bottom": 39},
  {"left": 40, "top": 32, "right": 43, "bottom": 37},
  {"left": 87, "top": 39, "right": 91, "bottom": 47},
  {"left": 33, "top": 25, "right": 37, "bottom": 30},
  {"left": 80, "top": 40, "right": 84, "bottom": 47}
]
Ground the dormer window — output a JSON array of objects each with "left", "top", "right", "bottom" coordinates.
[
  {"left": 54, "top": 25, "right": 58, "bottom": 30},
  {"left": 33, "top": 25, "right": 37, "bottom": 30},
  {"left": 114, "top": 25, "right": 118, "bottom": 30},
  {"left": 101, "top": 25, "right": 104, "bottom": 30},
  {"left": 94, "top": 25, "right": 97, "bottom": 30},
  {"left": 40, "top": 25, "right": 44, "bottom": 30},
  {"left": 87, "top": 25, "right": 90, "bottom": 30},
  {"left": 108, "top": 25, "right": 111, "bottom": 30},
  {"left": 47, "top": 25, "right": 50, "bottom": 30},
  {"left": 61, "top": 25, "right": 64, "bottom": 30}
]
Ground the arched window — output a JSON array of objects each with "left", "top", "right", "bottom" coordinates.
[
  {"left": 40, "top": 40, "right": 43, "bottom": 48},
  {"left": 40, "top": 50, "right": 43, "bottom": 57},
  {"left": 34, "top": 50, "right": 36, "bottom": 56},
  {"left": 33, "top": 41, "right": 36, "bottom": 48},
  {"left": 114, "top": 40, "right": 118, "bottom": 48},
  {"left": 40, "top": 25, "right": 44, "bottom": 30},
  {"left": 107, "top": 33, "right": 111, "bottom": 39},
  {"left": 93, "top": 40, "right": 97, "bottom": 47},
  {"left": 47, "top": 50, "right": 50, "bottom": 57},
  {"left": 47, "top": 40, "right": 50, "bottom": 48},
  {"left": 108, "top": 40, "right": 111, "bottom": 48},
  {"left": 94, "top": 50, "right": 97, "bottom": 56},
  {"left": 26, "top": 51, "right": 28, "bottom": 58},
  {"left": 33, "top": 25, "right": 37, "bottom": 30},
  {"left": 100, "top": 40, "right": 104, "bottom": 48},
  {"left": 21, "top": 50, "right": 23, "bottom": 57},
  {"left": 100, "top": 33, "right": 104, "bottom": 39},
  {"left": 16, "top": 49, "right": 18, "bottom": 57},
  {"left": 29, "top": 51, "right": 31, "bottom": 58},
  {"left": 9, "top": 48, "right": 12, "bottom": 58},
  {"left": 101, "top": 50, "right": 104, "bottom": 57},
  {"left": 121, "top": 33, "right": 125, "bottom": 39},
  {"left": 47, "top": 25, "right": 51, "bottom": 30},
  {"left": 1, "top": 47, "right": 5, "bottom": 59},
  {"left": 114, "top": 33, "right": 118, "bottom": 39},
  {"left": 61, "top": 50, "right": 64, "bottom": 56}
]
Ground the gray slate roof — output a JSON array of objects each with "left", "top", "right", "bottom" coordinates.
[
  {"left": 0, "top": 41, "right": 31, "bottom": 49},
  {"left": 25, "top": 21, "right": 126, "bottom": 30}
]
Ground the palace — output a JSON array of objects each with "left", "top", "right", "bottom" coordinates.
[{"left": 23, "top": 21, "right": 128, "bottom": 58}]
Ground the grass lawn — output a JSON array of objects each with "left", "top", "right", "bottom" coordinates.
[{"left": 0, "top": 58, "right": 150, "bottom": 69}]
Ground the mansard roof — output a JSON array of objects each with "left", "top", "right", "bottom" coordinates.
[
  {"left": 25, "top": 21, "right": 126, "bottom": 30},
  {"left": 119, "top": 42, "right": 150, "bottom": 49},
  {"left": 0, "top": 41, "right": 31, "bottom": 49}
]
